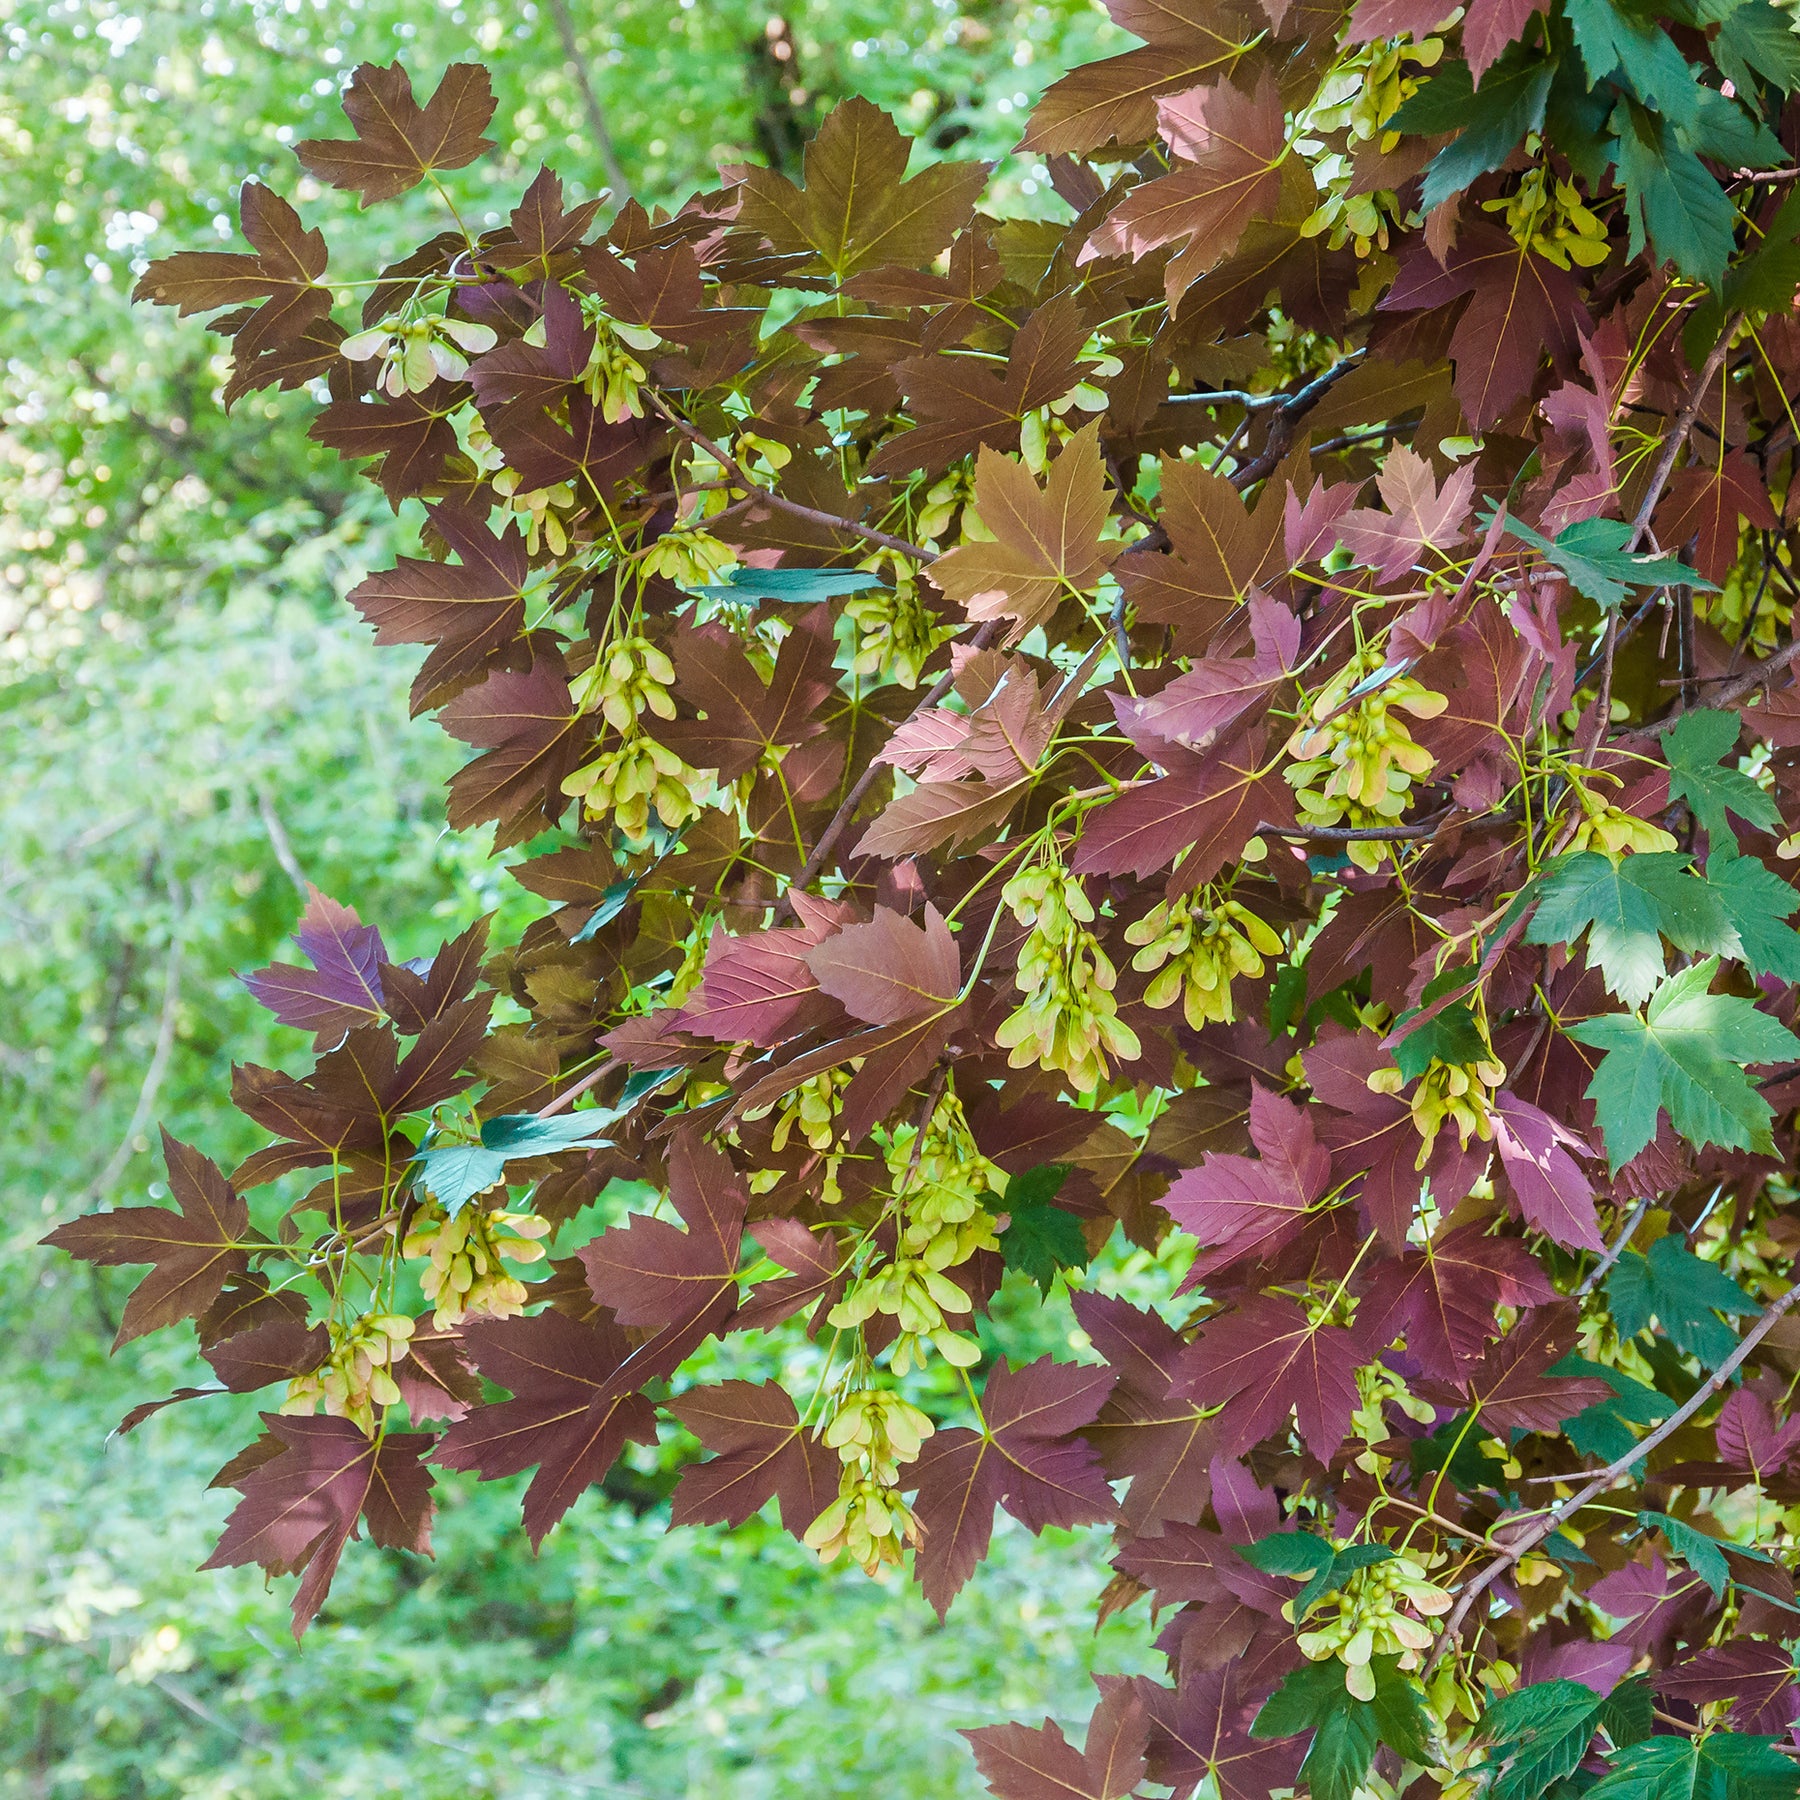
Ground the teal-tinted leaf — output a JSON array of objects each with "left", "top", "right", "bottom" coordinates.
[
  {"left": 408, "top": 1142, "right": 509, "bottom": 1216},
  {"left": 1366, "top": 1658, "right": 1436, "bottom": 1766},
  {"left": 1665, "top": 710, "right": 1782, "bottom": 841},
  {"left": 1607, "top": 1232, "right": 1759, "bottom": 1365},
  {"left": 570, "top": 876, "right": 636, "bottom": 943},
  {"left": 1525, "top": 851, "right": 1735, "bottom": 1006},
  {"left": 996, "top": 1162, "right": 1085, "bottom": 1294},
  {"left": 1300, "top": 1702, "right": 1382, "bottom": 1800},
  {"left": 1392, "top": 52, "right": 1557, "bottom": 210},
  {"left": 689, "top": 567, "right": 885, "bottom": 605},
  {"left": 1636, "top": 1509, "right": 1763, "bottom": 1596},
  {"left": 1596, "top": 1677, "right": 1654, "bottom": 1750},
  {"left": 1707, "top": 853, "right": 1800, "bottom": 981},
  {"left": 1552, "top": 1352, "right": 1675, "bottom": 1461},
  {"left": 1566, "top": 0, "right": 1707, "bottom": 120},
  {"left": 1269, "top": 960, "right": 1308, "bottom": 1033},
  {"left": 1236, "top": 1534, "right": 1394, "bottom": 1619},
  {"left": 1613, "top": 101, "right": 1737, "bottom": 287},
  {"left": 1253, "top": 1662, "right": 1378, "bottom": 1800},
  {"left": 1001, "top": 1162, "right": 1072, "bottom": 1210},
  {"left": 1409, "top": 1412, "right": 1510, "bottom": 1492},
  {"left": 1589, "top": 1730, "right": 1800, "bottom": 1800},
  {"left": 1237, "top": 1530, "right": 1338, "bottom": 1578},
  {"left": 999, "top": 1202, "right": 1088, "bottom": 1295},
  {"left": 1391, "top": 1000, "right": 1487, "bottom": 1081},
  {"left": 1477, "top": 1679, "right": 1606, "bottom": 1800},
  {"left": 1569, "top": 959, "right": 1800, "bottom": 1167},
  {"left": 1547, "top": 54, "right": 1618, "bottom": 183},
  {"left": 410, "top": 1109, "right": 615, "bottom": 1217},
  {"left": 1495, "top": 509, "right": 1713, "bottom": 611},
  {"left": 1716, "top": 0, "right": 1800, "bottom": 95},
  {"left": 1676, "top": 83, "right": 1786, "bottom": 169}
]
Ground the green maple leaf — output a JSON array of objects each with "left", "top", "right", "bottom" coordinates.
[
  {"left": 1569, "top": 959, "right": 1800, "bottom": 1169},
  {"left": 1254, "top": 1657, "right": 1435, "bottom": 1800},
  {"left": 1612, "top": 100, "right": 1737, "bottom": 289},
  {"left": 1495, "top": 509, "right": 1711, "bottom": 611},
  {"left": 1391, "top": 50, "right": 1557, "bottom": 212},
  {"left": 1238, "top": 1533, "right": 1393, "bottom": 1619},
  {"left": 1715, "top": 0, "right": 1800, "bottom": 97},
  {"left": 1526, "top": 851, "right": 1737, "bottom": 1006},
  {"left": 1588, "top": 1731, "right": 1800, "bottom": 1800},
  {"left": 995, "top": 1162, "right": 1088, "bottom": 1295},
  {"left": 1551, "top": 1353, "right": 1675, "bottom": 1463},
  {"left": 409, "top": 1110, "right": 616, "bottom": 1217},
  {"left": 1664, "top": 710, "right": 1782, "bottom": 842},
  {"left": 1706, "top": 852, "right": 1800, "bottom": 980},
  {"left": 1477, "top": 1679, "right": 1608, "bottom": 1800},
  {"left": 1607, "top": 1233, "right": 1760, "bottom": 1367}
]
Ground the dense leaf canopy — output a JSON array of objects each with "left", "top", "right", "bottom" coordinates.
[{"left": 46, "top": 0, "right": 1800, "bottom": 1790}]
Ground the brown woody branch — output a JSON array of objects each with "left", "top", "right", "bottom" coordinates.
[
  {"left": 544, "top": 0, "right": 632, "bottom": 201},
  {"left": 642, "top": 390, "right": 934, "bottom": 562},
  {"left": 1228, "top": 350, "right": 1370, "bottom": 491},
  {"left": 1424, "top": 1275, "right": 1800, "bottom": 1675},
  {"left": 775, "top": 617, "right": 1007, "bottom": 918}
]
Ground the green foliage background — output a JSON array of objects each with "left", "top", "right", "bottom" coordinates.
[{"left": 0, "top": 2, "right": 1151, "bottom": 1792}]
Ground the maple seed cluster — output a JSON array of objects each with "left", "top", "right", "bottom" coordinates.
[
  {"left": 1292, "top": 1555, "right": 1455, "bottom": 1698},
  {"left": 1374, "top": 1050, "right": 1510, "bottom": 1166},
  {"left": 805, "top": 1387, "right": 934, "bottom": 1576},
  {"left": 848, "top": 552, "right": 951, "bottom": 689},
  {"left": 1287, "top": 651, "right": 1448, "bottom": 868},
  {"left": 281, "top": 1311, "right": 415, "bottom": 1434},
  {"left": 401, "top": 1200, "right": 550, "bottom": 1328},
  {"left": 997, "top": 863, "right": 1140, "bottom": 1092},
  {"left": 1566, "top": 774, "right": 1680, "bottom": 858},
  {"left": 340, "top": 310, "right": 496, "bottom": 395},
  {"left": 1125, "top": 891, "right": 1284, "bottom": 1029},
  {"left": 564, "top": 633, "right": 710, "bottom": 843}
]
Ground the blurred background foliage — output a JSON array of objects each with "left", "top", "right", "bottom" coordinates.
[{"left": 0, "top": 1, "right": 1161, "bottom": 1793}]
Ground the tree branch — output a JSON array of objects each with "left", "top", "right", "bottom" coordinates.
[
  {"left": 643, "top": 390, "right": 934, "bottom": 562},
  {"left": 544, "top": 0, "right": 631, "bottom": 201},
  {"left": 1425, "top": 1274, "right": 1800, "bottom": 1674}
]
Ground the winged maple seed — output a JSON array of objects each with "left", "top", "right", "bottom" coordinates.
[{"left": 44, "top": 16, "right": 1800, "bottom": 1789}]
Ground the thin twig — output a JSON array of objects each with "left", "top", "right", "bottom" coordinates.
[
  {"left": 1576, "top": 1194, "right": 1650, "bottom": 1297},
  {"left": 776, "top": 618, "right": 1006, "bottom": 918},
  {"left": 83, "top": 903, "right": 187, "bottom": 1204},
  {"left": 643, "top": 391, "right": 933, "bottom": 562},
  {"left": 1424, "top": 1275, "right": 1800, "bottom": 1675},
  {"left": 254, "top": 780, "right": 309, "bottom": 894},
  {"left": 544, "top": 0, "right": 631, "bottom": 200},
  {"left": 1229, "top": 351, "right": 1370, "bottom": 490},
  {"left": 535, "top": 1058, "right": 616, "bottom": 1118}
]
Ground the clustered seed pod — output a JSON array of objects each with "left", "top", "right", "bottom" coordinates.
[
  {"left": 637, "top": 524, "right": 737, "bottom": 587},
  {"left": 847, "top": 554, "right": 951, "bottom": 689},
  {"left": 562, "top": 734, "right": 709, "bottom": 843},
  {"left": 913, "top": 464, "right": 977, "bottom": 544},
  {"left": 1125, "top": 892, "right": 1284, "bottom": 1029},
  {"left": 400, "top": 1201, "right": 551, "bottom": 1328},
  {"left": 1349, "top": 1362, "right": 1436, "bottom": 1475},
  {"left": 1286, "top": 652, "right": 1448, "bottom": 869},
  {"left": 824, "top": 1087, "right": 999, "bottom": 1374},
  {"left": 576, "top": 303, "right": 662, "bottom": 423},
  {"left": 569, "top": 634, "right": 679, "bottom": 734},
  {"left": 1297, "top": 37, "right": 1443, "bottom": 255},
  {"left": 340, "top": 312, "right": 497, "bottom": 395},
  {"left": 996, "top": 863, "right": 1141, "bottom": 1093},
  {"left": 1484, "top": 164, "right": 1611, "bottom": 269},
  {"left": 1292, "top": 1554, "right": 1455, "bottom": 1697},
  {"left": 1369, "top": 1053, "right": 1509, "bottom": 1166},
  {"left": 805, "top": 1387, "right": 934, "bottom": 1576},
  {"left": 281, "top": 1312, "right": 415, "bottom": 1435},
  {"left": 1566, "top": 782, "right": 1679, "bottom": 858}
]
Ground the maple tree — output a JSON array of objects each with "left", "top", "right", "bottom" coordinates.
[{"left": 50, "top": 6, "right": 1800, "bottom": 1789}]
